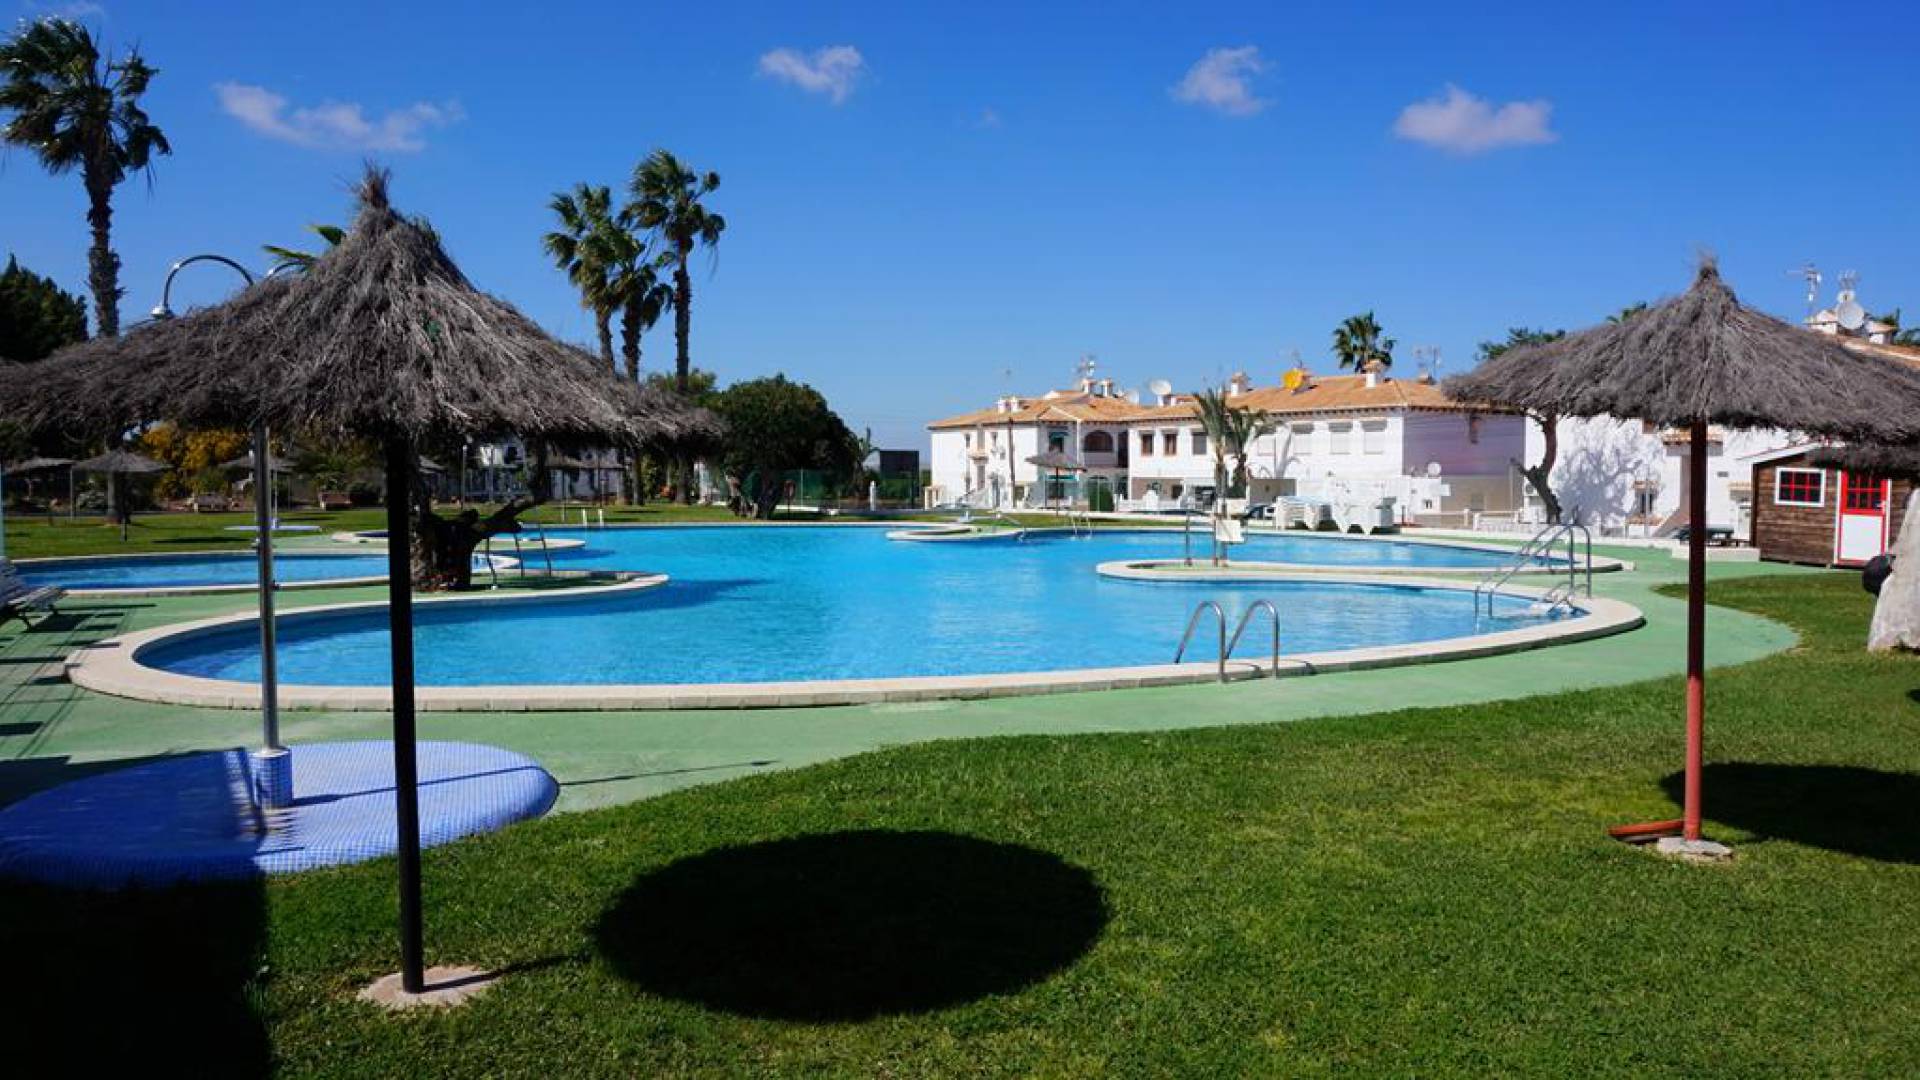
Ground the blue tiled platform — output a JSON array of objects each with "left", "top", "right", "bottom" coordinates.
[{"left": 0, "top": 741, "right": 557, "bottom": 887}]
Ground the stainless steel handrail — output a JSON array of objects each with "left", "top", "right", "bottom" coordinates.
[
  {"left": 1226, "top": 599, "right": 1282, "bottom": 677},
  {"left": 1473, "top": 522, "right": 1594, "bottom": 616},
  {"left": 1174, "top": 600, "right": 1228, "bottom": 682}
]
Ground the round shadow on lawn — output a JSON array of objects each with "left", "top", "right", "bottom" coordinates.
[
  {"left": 1660, "top": 762, "right": 1920, "bottom": 863},
  {"left": 593, "top": 829, "right": 1107, "bottom": 1021}
]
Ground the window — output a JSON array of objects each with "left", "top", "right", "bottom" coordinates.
[
  {"left": 1467, "top": 414, "right": 1482, "bottom": 445},
  {"left": 1162, "top": 431, "right": 1177, "bottom": 456},
  {"left": 964, "top": 433, "right": 972, "bottom": 448},
  {"left": 1328, "top": 421, "right": 1353, "bottom": 455},
  {"left": 1844, "top": 474, "right": 1885, "bottom": 511},
  {"left": 1361, "top": 419, "right": 1387, "bottom": 455},
  {"left": 1047, "top": 430, "right": 1067, "bottom": 453},
  {"left": 1775, "top": 467, "right": 1824, "bottom": 507},
  {"left": 1082, "top": 430, "right": 1114, "bottom": 454},
  {"left": 1190, "top": 429, "right": 1208, "bottom": 456},
  {"left": 1138, "top": 431, "right": 1154, "bottom": 457}
]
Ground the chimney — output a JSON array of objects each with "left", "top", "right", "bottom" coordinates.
[
  {"left": 1100, "top": 377, "right": 1114, "bottom": 397},
  {"left": 1228, "top": 371, "right": 1250, "bottom": 397},
  {"left": 1363, "top": 359, "right": 1385, "bottom": 389}
]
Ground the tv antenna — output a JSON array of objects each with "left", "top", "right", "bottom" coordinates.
[
  {"left": 1789, "top": 263, "right": 1821, "bottom": 319},
  {"left": 1076, "top": 353, "right": 1097, "bottom": 383}
]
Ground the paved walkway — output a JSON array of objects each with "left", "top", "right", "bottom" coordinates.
[{"left": 0, "top": 542, "right": 1814, "bottom": 813}]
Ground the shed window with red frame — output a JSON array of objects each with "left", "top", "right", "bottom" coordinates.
[{"left": 1775, "top": 467, "right": 1825, "bottom": 507}]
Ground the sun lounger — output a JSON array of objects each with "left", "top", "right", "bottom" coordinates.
[{"left": 0, "top": 561, "right": 64, "bottom": 627}]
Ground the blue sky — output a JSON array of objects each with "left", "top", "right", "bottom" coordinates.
[{"left": 5, "top": 1, "right": 1918, "bottom": 451}]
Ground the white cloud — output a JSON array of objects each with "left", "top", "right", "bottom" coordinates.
[
  {"left": 757, "top": 45, "right": 865, "bottom": 104},
  {"left": 1392, "top": 84, "right": 1558, "bottom": 154},
  {"left": 213, "top": 82, "right": 463, "bottom": 152},
  {"left": 27, "top": 2, "right": 106, "bottom": 19},
  {"left": 1171, "top": 46, "right": 1269, "bottom": 116}
]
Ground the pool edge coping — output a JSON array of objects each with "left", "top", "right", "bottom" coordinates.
[{"left": 64, "top": 572, "right": 1645, "bottom": 713}]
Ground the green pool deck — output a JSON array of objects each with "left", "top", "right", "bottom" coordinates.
[{"left": 0, "top": 540, "right": 1821, "bottom": 813}]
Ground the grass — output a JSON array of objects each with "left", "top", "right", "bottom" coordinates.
[{"left": 3, "top": 572, "right": 1918, "bottom": 1076}]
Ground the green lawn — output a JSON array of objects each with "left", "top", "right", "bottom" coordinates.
[{"left": 1, "top": 571, "right": 1916, "bottom": 1076}]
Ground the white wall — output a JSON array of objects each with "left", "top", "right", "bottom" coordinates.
[{"left": 1524, "top": 417, "right": 1790, "bottom": 536}]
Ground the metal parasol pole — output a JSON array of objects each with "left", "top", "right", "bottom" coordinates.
[
  {"left": 1683, "top": 420, "right": 1708, "bottom": 840},
  {"left": 153, "top": 256, "right": 289, "bottom": 782},
  {"left": 383, "top": 437, "right": 426, "bottom": 992}
]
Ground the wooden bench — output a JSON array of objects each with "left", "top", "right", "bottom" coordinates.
[
  {"left": 318, "top": 491, "right": 353, "bottom": 511},
  {"left": 0, "top": 562, "right": 64, "bottom": 628}
]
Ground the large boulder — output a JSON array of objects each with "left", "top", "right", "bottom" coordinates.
[{"left": 1869, "top": 490, "right": 1920, "bottom": 652}]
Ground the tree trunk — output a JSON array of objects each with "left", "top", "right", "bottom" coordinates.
[
  {"left": 85, "top": 170, "right": 120, "bottom": 338},
  {"left": 1525, "top": 411, "right": 1562, "bottom": 524},
  {"left": 674, "top": 250, "right": 694, "bottom": 503},
  {"left": 595, "top": 310, "right": 615, "bottom": 372},
  {"left": 751, "top": 472, "right": 782, "bottom": 520},
  {"left": 620, "top": 300, "right": 642, "bottom": 382},
  {"left": 406, "top": 464, "right": 538, "bottom": 591}
]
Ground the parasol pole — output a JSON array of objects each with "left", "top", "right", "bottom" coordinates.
[
  {"left": 384, "top": 437, "right": 427, "bottom": 992},
  {"left": 1683, "top": 419, "right": 1708, "bottom": 840}
]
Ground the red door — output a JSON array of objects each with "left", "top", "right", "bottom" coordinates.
[{"left": 1835, "top": 471, "right": 1890, "bottom": 566}]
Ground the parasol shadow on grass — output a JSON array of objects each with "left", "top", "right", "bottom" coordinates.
[
  {"left": 1447, "top": 258, "right": 1920, "bottom": 851},
  {"left": 593, "top": 829, "right": 1108, "bottom": 1022},
  {"left": 1657, "top": 763, "right": 1920, "bottom": 864}
]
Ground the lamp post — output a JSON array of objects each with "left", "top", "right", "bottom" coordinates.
[{"left": 152, "top": 254, "right": 294, "bottom": 804}]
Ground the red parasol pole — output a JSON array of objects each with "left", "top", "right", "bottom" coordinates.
[{"left": 1682, "top": 419, "right": 1708, "bottom": 840}]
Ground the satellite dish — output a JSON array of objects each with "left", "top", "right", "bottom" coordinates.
[
  {"left": 1837, "top": 300, "right": 1867, "bottom": 331},
  {"left": 1148, "top": 378, "right": 1173, "bottom": 398},
  {"left": 1425, "top": 461, "right": 1443, "bottom": 478}
]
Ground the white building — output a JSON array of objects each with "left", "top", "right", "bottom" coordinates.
[{"left": 927, "top": 366, "right": 1530, "bottom": 521}]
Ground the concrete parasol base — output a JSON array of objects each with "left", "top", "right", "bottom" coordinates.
[
  {"left": 358, "top": 965, "right": 502, "bottom": 1010},
  {"left": 1655, "top": 836, "right": 1735, "bottom": 863}
]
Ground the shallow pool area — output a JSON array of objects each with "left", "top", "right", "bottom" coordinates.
[{"left": 138, "top": 526, "right": 1583, "bottom": 688}]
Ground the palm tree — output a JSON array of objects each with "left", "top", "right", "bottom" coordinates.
[
  {"left": 542, "top": 184, "right": 621, "bottom": 370},
  {"left": 1194, "top": 388, "right": 1272, "bottom": 563},
  {"left": 1332, "top": 312, "right": 1394, "bottom": 371},
  {"left": 1477, "top": 327, "right": 1568, "bottom": 522},
  {"left": 0, "top": 18, "right": 170, "bottom": 338},
  {"left": 599, "top": 219, "right": 673, "bottom": 382},
  {"left": 629, "top": 149, "right": 725, "bottom": 502},
  {"left": 628, "top": 150, "right": 725, "bottom": 395}
]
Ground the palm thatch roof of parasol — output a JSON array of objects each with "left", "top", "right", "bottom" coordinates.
[
  {"left": 72, "top": 449, "right": 166, "bottom": 474},
  {"left": 1808, "top": 442, "right": 1920, "bottom": 480},
  {"left": 0, "top": 167, "right": 713, "bottom": 450},
  {"left": 1444, "top": 259, "right": 1920, "bottom": 440}
]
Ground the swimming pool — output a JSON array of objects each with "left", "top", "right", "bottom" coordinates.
[
  {"left": 16, "top": 551, "right": 393, "bottom": 591},
  {"left": 139, "top": 526, "right": 1581, "bottom": 687}
]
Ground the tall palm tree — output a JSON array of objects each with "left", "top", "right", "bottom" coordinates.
[
  {"left": 1332, "top": 312, "right": 1394, "bottom": 371},
  {"left": 542, "top": 184, "right": 621, "bottom": 370},
  {"left": 598, "top": 218, "right": 673, "bottom": 382},
  {"left": 629, "top": 149, "right": 725, "bottom": 501},
  {"left": 0, "top": 17, "right": 170, "bottom": 338},
  {"left": 628, "top": 149, "right": 725, "bottom": 396}
]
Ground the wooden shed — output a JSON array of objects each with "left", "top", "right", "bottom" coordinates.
[{"left": 1749, "top": 445, "right": 1912, "bottom": 567}]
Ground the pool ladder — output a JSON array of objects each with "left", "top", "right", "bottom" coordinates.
[
  {"left": 1174, "top": 599, "right": 1282, "bottom": 683},
  {"left": 1472, "top": 522, "right": 1592, "bottom": 617}
]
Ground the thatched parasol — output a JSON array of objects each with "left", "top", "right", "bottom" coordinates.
[
  {"left": 1025, "top": 451, "right": 1085, "bottom": 512},
  {"left": 2, "top": 167, "right": 711, "bottom": 994},
  {"left": 73, "top": 450, "right": 167, "bottom": 540},
  {"left": 216, "top": 450, "right": 296, "bottom": 473},
  {"left": 1447, "top": 259, "right": 1920, "bottom": 856},
  {"left": 1808, "top": 442, "right": 1920, "bottom": 480}
]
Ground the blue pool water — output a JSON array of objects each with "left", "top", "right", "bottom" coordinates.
[
  {"left": 18, "top": 552, "right": 392, "bottom": 590},
  {"left": 144, "top": 526, "right": 1575, "bottom": 686}
]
